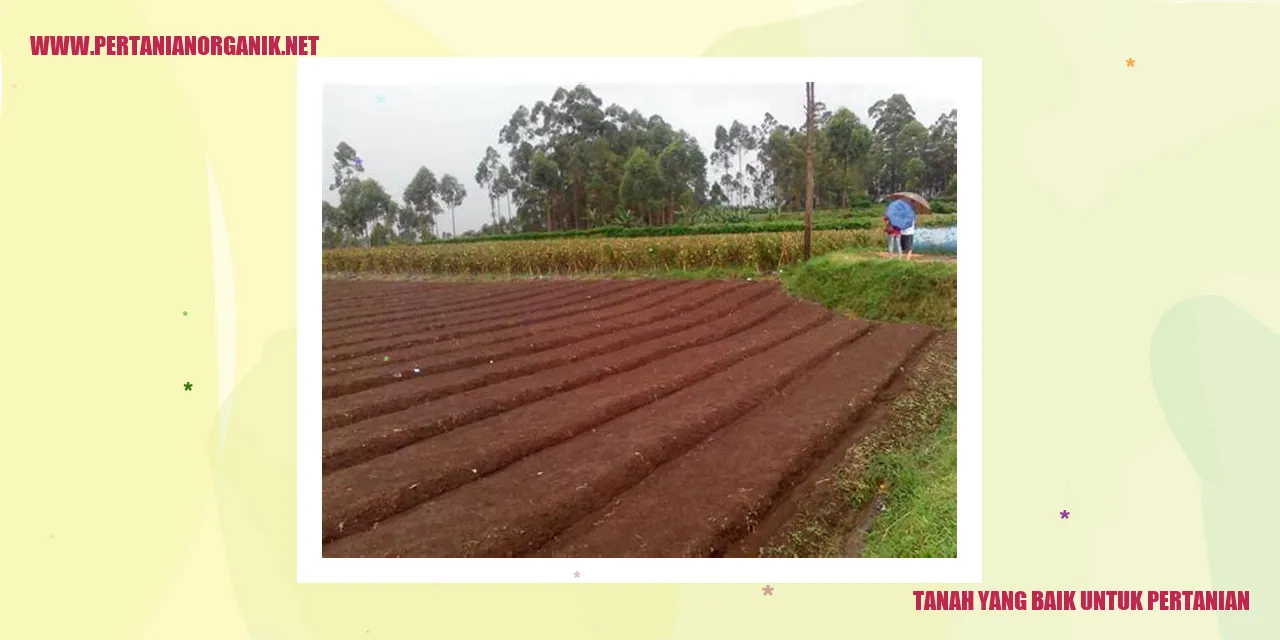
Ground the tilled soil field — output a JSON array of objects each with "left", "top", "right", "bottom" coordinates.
[{"left": 321, "top": 278, "right": 942, "bottom": 557}]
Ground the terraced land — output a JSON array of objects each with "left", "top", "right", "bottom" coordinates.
[{"left": 321, "top": 278, "right": 944, "bottom": 557}]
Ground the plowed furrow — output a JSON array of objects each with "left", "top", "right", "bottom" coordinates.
[
  {"left": 321, "top": 280, "right": 735, "bottom": 400},
  {"left": 324, "top": 282, "right": 717, "bottom": 378},
  {"left": 321, "top": 288, "right": 795, "bottom": 456},
  {"left": 323, "top": 280, "right": 633, "bottom": 349},
  {"left": 321, "top": 316, "right": 871, "bottom": 558},
  {"left": 320, "top": 300, "right": 831, "bottom": 543},
  {"left": 324, "top": 280, "right": 564, "bottom": 327},
  {"left": 323, "top": 281, "right": 488, "bottom": 311},
  {"left": 321, "top": 280, "right": 662, "bottom": 362},
  {"left": 538, "top": 324, "right": 935, "bottom": 558}
]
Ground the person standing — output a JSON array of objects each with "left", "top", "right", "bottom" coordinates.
[
  {"left": 884, "top": 196, "right": 917, "bottom": 260},
  {"left": 899, "top": 218, "right": 916, "bottom": 259},
  {"left": 883, "top": 212, "right": 902, "bottom": 257}
]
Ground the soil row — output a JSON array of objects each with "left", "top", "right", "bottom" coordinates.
[
  {"left": 320, "top": 280, "right": 731, "bottom": 399},
  {"left": 322, "top": 315, "right": 874, "bottom": 557},
  {"left": 323, "top": 280, "right": 643, "bottom": 350},
  {"left": 324, "top": 280, "right": 569, "bottom": 329},
  {"left": 320, "top": 282, "right": 781, "bottom": 433},
  {"left": 323, "top": 280, "right": 502, "bottom": 312},
  {"left": 321, "top": 298, "right": 832, "bottom": 543},
  {"left": 321, "top": 280, "right": 663, "bottom": 362},
  {"left": 538, "top": 323, "right": 935, "bottom": 557}
]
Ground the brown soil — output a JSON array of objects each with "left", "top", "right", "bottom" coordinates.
[
  {"left": 320, "top": 280, "right": 734, "bottom": 400},
  {"left": 721, "top": 332, "right": 958, "bottom": 558},
  {"left": 322, "top": 280, "right": 646, "bottom": 354},
  {"left": 323, "top": 280, "right": 565, "bottom": 329},
  {"left": 319, "top": 279, "right": 951, "bottom": 557}
]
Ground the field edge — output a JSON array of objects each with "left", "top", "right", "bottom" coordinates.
[{"left": 741, "top": 330, "right": 958, "bottom": 559}]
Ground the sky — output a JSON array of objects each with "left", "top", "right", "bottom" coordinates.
[{"left": 321, "top": 83, "right": 958, "bottom": 235}]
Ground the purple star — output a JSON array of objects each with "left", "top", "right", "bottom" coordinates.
[
  {"left": 1060, "top": 510, "right": 1070, "bottom": 519},
  {"left": 573, "top": 571, "right": 580, "bottom": 578},
  {"left": 762, "top": 585, "right": 774, "bottom": 596}
]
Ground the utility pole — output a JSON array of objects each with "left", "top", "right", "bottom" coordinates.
[{"left": 803, "top": 82, "right": 816, "bottom": 262}]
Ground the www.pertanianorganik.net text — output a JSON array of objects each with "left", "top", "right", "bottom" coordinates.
[{"left": 30, "top": 35, "right": 319, "bottom": 56}]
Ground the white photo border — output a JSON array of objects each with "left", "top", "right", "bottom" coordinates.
[{"left": 297, "top": 57, "right": 982, "bottom": 583}]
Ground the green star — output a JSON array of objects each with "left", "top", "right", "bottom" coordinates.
[
  {"left": 184, "top": 382, "right": 193, "bottom": 391},
  {"left": 183, "top": 311, "right": 188, "bottom": 316},
  {"left": 383, "top": 356, "right": 389, "bottom": 361}
]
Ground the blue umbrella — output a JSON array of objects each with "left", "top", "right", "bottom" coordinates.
[
  {"left": 885, "top": 198, "right": 916, "bottom": 229},
  {"left": 886, "top": 192, "right": 931, "bottom": 228}
]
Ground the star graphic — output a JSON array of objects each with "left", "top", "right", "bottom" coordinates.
[
  {"left": 184, "top": 382, "right": 193, "bottom": 391},
  {"left": 383, "top": 356, "right": 389, "bottom": 361},
  {"left": 376, "top": 94, "right": 386, "bottom": 104},
  {"left": 183, "top": 311, "right": 188, "bottom": 316},
  {"left": 1125, "top": 58, "right": 1135, "bottom": 67},
  {"left": 762, "top": 585, "right": 774, "bottom": 596},
  {"left": 574, "top": 571, "right": 580, "bottom": 578},
  {"left": 1060, "top": 510, "right": 1070, "bottom": 519}
]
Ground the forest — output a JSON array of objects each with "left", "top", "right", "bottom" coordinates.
[{"left": 322, "top": 84, "right": 957, "bottom": 248}]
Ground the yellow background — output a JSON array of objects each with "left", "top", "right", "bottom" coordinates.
[{"left": 2, "top": 0, "right": 1278, "bottom": 638}]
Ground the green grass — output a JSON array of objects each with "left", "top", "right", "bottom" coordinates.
[
  {"left": 857, "top": 408, "right": 957, "bottom": 558},
  {"left": 782, "top": 252, "right": 957, "bottom": 328}
]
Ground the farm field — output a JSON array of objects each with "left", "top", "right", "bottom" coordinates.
[
  {"left": 324, "top": 228, "right": 883, "bottom": 277},
  {"left": 321, "top": 277, "right": 949, "bottom": 558}
]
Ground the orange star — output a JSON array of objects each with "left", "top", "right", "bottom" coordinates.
[{"left": 1126, "top": 58, "right": 1135, "bottom": 67}]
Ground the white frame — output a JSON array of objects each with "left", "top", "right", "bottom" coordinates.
[{"left": 297, "top": 57, "right": 982, "bottom": 583}]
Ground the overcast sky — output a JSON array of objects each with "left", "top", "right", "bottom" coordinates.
[{"left": 322, "top": 84, "right": 957, "bottom": 235}]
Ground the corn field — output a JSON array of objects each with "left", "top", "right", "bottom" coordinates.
[{"left": 324, "top": 229, "right": 882, "bottom": 276}]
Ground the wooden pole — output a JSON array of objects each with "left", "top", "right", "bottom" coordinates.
[{"left": 803, "top": 82, "right": 816, "bottom": 262}]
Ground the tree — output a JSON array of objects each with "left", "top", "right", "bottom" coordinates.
[
  {"left": 403, "top": 167, "right": 441, "bottom": 239},
  {"left": 803, "top": 82, "right": 821, "bottom": 261},
  {"left": 475, "top": 146, "right": 503, "bottom": 227},
  {"left": 338, "top": 178, "right": 393, "bottom": 244},
  {"left": 657, "top": 136, "right": 707, "bottom": 224},
  {"left": 370, "top": 223, "right": 392, "bottom": 247},
  {"left": 867, "top": 94, "right": 925, "bottom": 195},
  {"left": 711, "top": 121, "right": 757, "bottom": 207},
  {"left": 322, "top": 200, "right": 341, "bottom": 230},
  {"left": 824, "top": 107, "right": 872, "bottom": 207},
  {"left": 494, "top": 164, "right": 518, "bottom": 230},
  {"left": 528, "top": 151, "right": 561, "bottom": 231},
  {"left": 923, "top": 109, "right": 957, "bottom": 198},
  {"left": 709, "top": 182, "right": 727, "bottom": 206},
  {"left": 329, "top": 142, "right": 364, "bottom": 195},
  {"left": 395, "top": 200, "right": 422, "bottom": 242},
  {"left": 619, "top": 147, "right": 665, "bottom": 225},
  {"left": 317, "top": 85, "right": 957, "bottom": 246},
  {"left": 438, "top": 174, "right": 466, "bottom": 238}
]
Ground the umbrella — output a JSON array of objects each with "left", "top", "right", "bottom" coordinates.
[
  {"left": 889, "top": 192, "right": 932, "bottom": 214},
  {"left": 885, "top": 197, "right": 917, "bottom": 230}
]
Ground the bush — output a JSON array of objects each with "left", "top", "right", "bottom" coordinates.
[{"left": 930, "top": 200, "right": 956, "bottom": 214}]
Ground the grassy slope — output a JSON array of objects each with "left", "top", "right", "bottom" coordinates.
[
  {"left": 782, "top": 252, "right": 957, "bottom": 329},
  {"left": 859, "top": 407, "right": 957, "bottom": 558}
]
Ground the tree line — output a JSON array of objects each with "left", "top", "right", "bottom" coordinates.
[{"left": 323, "top": 84, "right": 956, "bottom": 248}]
